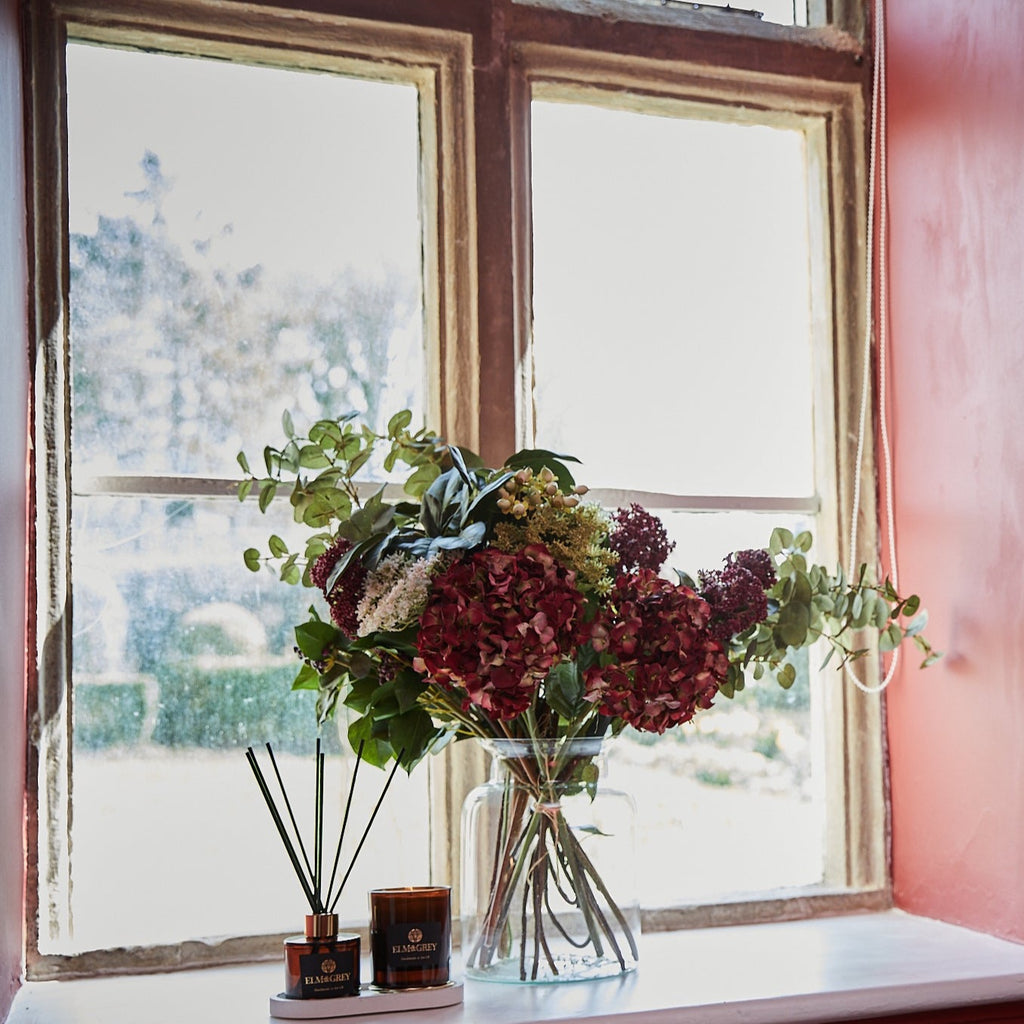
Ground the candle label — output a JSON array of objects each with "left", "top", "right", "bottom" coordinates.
[
  {"left": 298, "top": 947, "right": 359, "bottom": 998},
  {"left": 386, "top": 922, "right": 446, "bottom": 970}
]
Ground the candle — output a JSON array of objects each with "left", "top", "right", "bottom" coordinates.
[{"left": 369, "top": 886, "right": 451, "bottom": 989}]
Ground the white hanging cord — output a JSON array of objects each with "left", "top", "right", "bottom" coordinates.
[{"left": 845, "top": 0, "right": 900, "bottom": 695}]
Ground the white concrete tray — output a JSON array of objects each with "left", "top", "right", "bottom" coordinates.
[{"left": 269, "top": 980, "right": 464, "bottom": 1019}]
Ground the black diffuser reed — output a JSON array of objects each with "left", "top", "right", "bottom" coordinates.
[
  {"left": 246, "top": 738, "right": 404, "bottom": 1000},
  {"left": 245, "top": 738, "right": 403, "bottom": 915}
]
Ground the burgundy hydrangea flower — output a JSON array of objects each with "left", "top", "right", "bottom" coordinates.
[
  {"left": 726, "top": 548, "right": 777, "bottom": 589},
  {"left": 608, "top": 504, "right": 675, "bottom": 574},
  {"left": 309, "top": 538, "right": 367, "bottom": 637},
  {"left": 414, "top": 544, "right": 587, "bottom": 720},
  {"left": 584, "top": 570, "right": 727, "bottom": 734},
  {"left": 698, "top": 564, "right": 770, "bottom": 643}
]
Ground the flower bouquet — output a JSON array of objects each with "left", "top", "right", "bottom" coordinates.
[{"left": 240, "top": 410, "right": 938, "bottom": 981}]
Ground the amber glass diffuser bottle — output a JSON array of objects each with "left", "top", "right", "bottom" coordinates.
[
  {"left": 370, "top": 886, "right": 452, "bottom": 988},
  {"left": 284, "top": 913, "right": 360, "bottom": 999}
]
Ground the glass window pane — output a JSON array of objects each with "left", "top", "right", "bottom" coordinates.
[
  {"left": 531, "top": 99, "right": 816, "bottom": 498},
  {"left": 61, "top": 42, "right": 430, "bottom": 952},
  {"left": 531, "top": 96, "right": 830, "bottom": 904},
  {"left": 611, "top": 510, "right": 825, "bottom": 905},
  {"left": 67, "top": 43, "right": 424, "bottom": 480},
  {"left": 67, "top": 496, "right": 429, "bottom": 951}
]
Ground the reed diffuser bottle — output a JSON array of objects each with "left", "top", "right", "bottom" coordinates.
[
  {"left": 284, "top": 913, "right": 360, "bottom": 999},
  {"left": 247, "top": 738, "right": 404, "bottom": 1001}
]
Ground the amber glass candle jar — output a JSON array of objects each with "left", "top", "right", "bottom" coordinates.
[
  {"left": 370, "top": 886, "right": 451, "bottom": 988},
  {"left": 283, "top": 913, "right": 360, "bottom": 999}
]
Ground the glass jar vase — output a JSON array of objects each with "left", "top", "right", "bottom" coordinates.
[{"left": 460, "top": 736, "right": 640, "bottom": 983}]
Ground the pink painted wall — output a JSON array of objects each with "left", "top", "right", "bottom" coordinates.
[
  {"left": 886, "top": 0, "right": 1024, "bottom": 941},
  {"left": 0, "top": 0, "right": 27, "bottom": 1015}
]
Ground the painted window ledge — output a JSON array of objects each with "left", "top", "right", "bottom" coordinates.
[{"left": 9, "top": 911, "right": 1024, "bottom": 1024}]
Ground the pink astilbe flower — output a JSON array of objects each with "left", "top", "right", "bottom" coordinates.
[
  {"left": 586, "top": 570, "right": 727, "bottom": 734},
  {"left": 310, "top": 538, "right": 367, "bottom": 637},
  {"left": 415, "top": 544, "right": 587, "bottom": 720},
  {"left": 608, "top": 504, "right": 675, "bottom": 574}
]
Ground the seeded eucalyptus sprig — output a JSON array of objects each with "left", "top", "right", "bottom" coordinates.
[{"left": 710, "top": 527, "right": 940, "bottom": 699}]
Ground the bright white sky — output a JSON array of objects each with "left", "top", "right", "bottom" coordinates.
[
  {"left": 66, "top": 42, "right": 421, "bottom": 284},
  {"left": 530, "top": 100, "right": 817, "bottom": 498}
]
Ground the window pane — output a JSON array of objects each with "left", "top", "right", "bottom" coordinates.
[
  {"left": 67, "top": 43, "right": 424, "bottom": 479},
  {"left": 67, "top": 496, "right": 430, "bottom": 951},
  {"left": 531, "top": 100, "right": 816, "bottom": 498},
  {"left": 60, "top": 43, "right": 430, "bottom": 952},
  {"left": 531, "top": 97, "right": 829, "bottom": 904}
]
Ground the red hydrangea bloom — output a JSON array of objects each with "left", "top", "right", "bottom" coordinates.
[
  {"left": 415, "top": 544, "right": 587, "bottom": 720},
  {"left": 585, "top": 570, "right": 727, "bottom": 734},
  {"left": 608, "top": 504, "right": 675, "bottom": 574},
  {"left": 310, "top": 538, "right": 366, "bottom": 637}
]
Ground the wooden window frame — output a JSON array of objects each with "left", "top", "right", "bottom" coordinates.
[{"left": 22, "top": 0, "right": 882, "bottom": 979}]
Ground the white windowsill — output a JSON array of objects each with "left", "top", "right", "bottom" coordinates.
[{"left": 9, "top": 911, "right": 1024, "bottom": 1024}]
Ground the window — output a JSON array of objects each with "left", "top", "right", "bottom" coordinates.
[
  {"left": 25, "top": 0, "right": 878, "bottom": 976},
  {"left": 530, "top": 94, "right": 828, "bottom": 905}
]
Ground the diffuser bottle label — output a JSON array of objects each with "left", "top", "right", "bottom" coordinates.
[
  {"left": 386, "top": 922, "right": 446, "bottom": 970},
  {"left": 298, "top": 948, "right": 358, "bottom": 998}
]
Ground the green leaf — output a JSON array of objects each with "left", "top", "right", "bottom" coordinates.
[
  {"left": 298, "top": 444, "right": 331, "bottom": 469},
  {"left": 268, "top": 534, "right": 289, "bottom": 558},
  {"left": 388, "top": 709, "right": 443, "bottom": 769},
  {"left": 237, "top": 451, "right": 251, "bottom": 474},
  {"left": 258, "top": 480, "right": 277, "bottom": 513},
  {"left": 795, "top": 530, "right": 813, "bottom": 553},
  {"left": 879, "top": 623, "right": 903, "bottom": 652},
  {"left": 388, "top": 409, "right": 413, "bottom": 437},
  {"left": 776, "top": 662, "right": 797, "bottom": 689},
  {"left": 904, "top": 610, "right": 929, "bottom": 638},
  {"left": 430, "top": 522, "right": 487, "bottom": 553},
  {"left": 295, "top": 618, "right": 340, "bottom": 660},
  {"left": 291, "top": 662, "right": 321, "bottom": 691},
  {"left": 393, "top": 671, "right": 427, "bottom": 713},
  {"left": 544, "top": 661, "right": 586, "bottom": 720},
  {"left": 237, "top": 477, "right": 253, "bottom": 503},
  {"left": 405, "top": 462, "right": 441, "bottom": 498},
  {"left": 282, "top": 409, "right": 296, "bottom": 438},
  {"left": 901, "top": 594, "right": 921, "bottom": 618},
  {"left": 243, "top": 547, "right": 262, "bottom": 572},
  {"left": 774, "top": 599, "right": 811, "bottom": 648},
  {"left": 347, "top": 715, "right": 392, "bottom": 769}
]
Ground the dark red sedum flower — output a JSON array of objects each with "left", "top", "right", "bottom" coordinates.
[
  {"left": 608, "top": 504, "right": 675, "bottom": 574},
  {"left": 698, "top": 549, "right": 775, "bottom": 643},
  {"left": 310, "top": 538, "right": 366, "bottom": 637}
]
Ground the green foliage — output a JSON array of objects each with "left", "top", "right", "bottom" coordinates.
[
  {"left": 241, "top": 413, "right": 941, "bottom": 774},
  {"left": 717, "top": 527, "right": 941, "bottom": 699}
]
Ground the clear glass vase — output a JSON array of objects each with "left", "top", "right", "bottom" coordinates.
[{"left": 460, "top": 736, "right": 640, "bottom": 983}]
